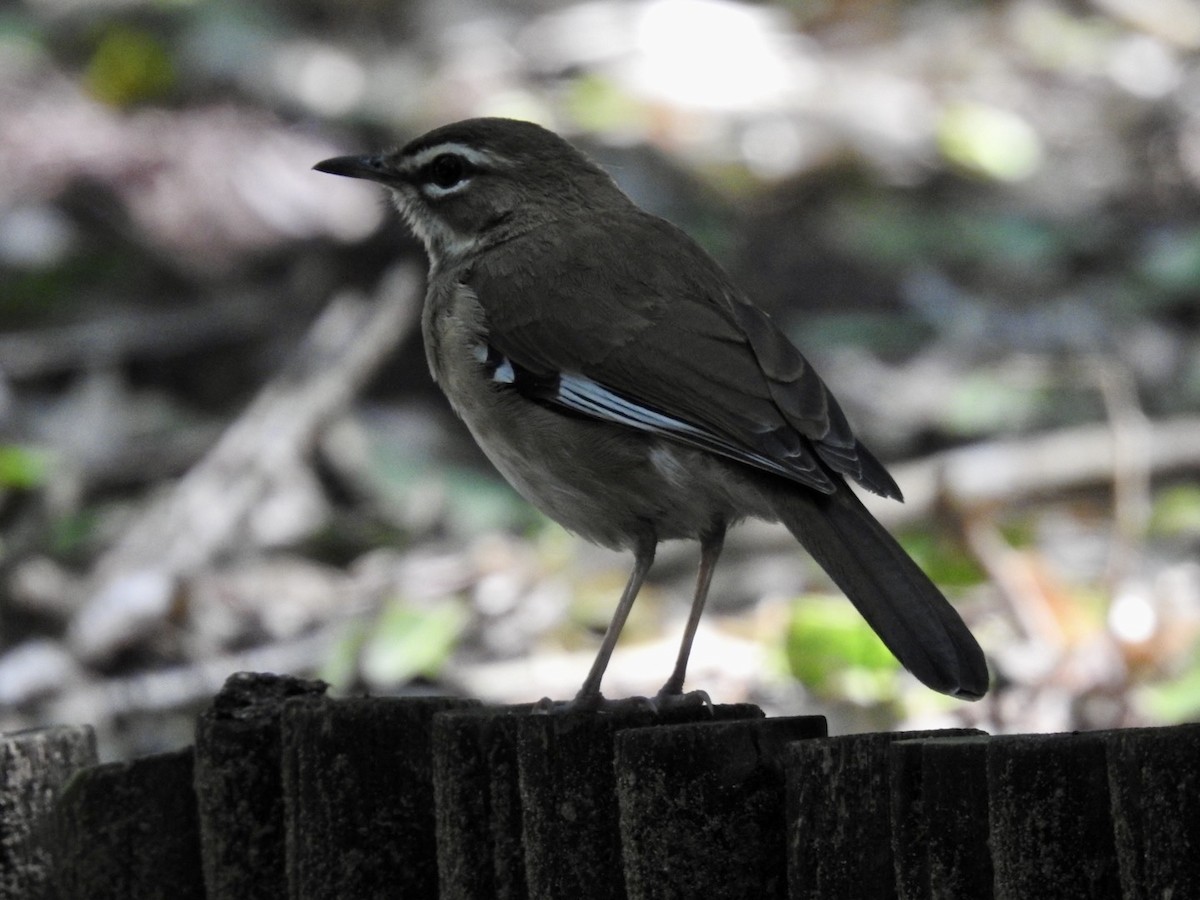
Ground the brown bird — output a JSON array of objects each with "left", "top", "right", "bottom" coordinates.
[{"left": 315, "top": 118, "right": 988, "bottom": 704}]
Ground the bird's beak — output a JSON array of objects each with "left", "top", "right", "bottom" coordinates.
[{"left": 312, "top": 154, "right": 390, "bottom": 183}]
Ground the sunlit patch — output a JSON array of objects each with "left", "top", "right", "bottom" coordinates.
[
  {"left": 937, "top": 102, "right": 1043, "bottom": 182},
  {"left": 629, "top": 0, "right": 794, "bottom": 112},
  {"left": 1109, "top": 587, "right": 1157, "bottom": 644},
  {"left": 1107, "top": 34, "right": 1180, "bottom": 99},
  {"left": 273, "top": 41, "right": 365, "bottom": 117}
]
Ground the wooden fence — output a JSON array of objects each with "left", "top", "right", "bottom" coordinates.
[{"left": 2, "top": 671, "right": 1197, "bottom": 898}]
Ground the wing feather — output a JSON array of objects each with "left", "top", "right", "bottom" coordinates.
[{"left": 468, "top": 210, "right": 900, "bottom": 499}]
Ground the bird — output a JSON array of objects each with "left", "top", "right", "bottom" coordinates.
[{"left": 314, "top": 117, "right": 988, "bottom": 704}]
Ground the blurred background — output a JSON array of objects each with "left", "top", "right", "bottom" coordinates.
[{"left": 2, "top": 0, "right": 1200, "bottom": 760}]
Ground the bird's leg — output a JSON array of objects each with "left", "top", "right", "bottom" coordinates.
[
  {"left": 658, "top": 525, "right": 726, "bottom": 697},
  {"left": 575, "top": 535, "right": 657, "bottom": 704}
]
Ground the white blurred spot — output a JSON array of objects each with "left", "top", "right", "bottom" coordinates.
[
  {"left": 72, "top": 568, "right": 176, "bottom": 660},
  {"left": 0, "top": 640, "right": 79, "bottom": 706},
  {"left": 1109, "top": 586, "right": 1157, "bottom": 644},
  {"left": 520, "top": 1, "right": 633, "bottom": 70},
  {"left": 938, "top": 102, "right": 1043, "bottom": 182},
  {"left": 741, "top": 118, "right": 805, "bottom": 178},
  {"left": 1092, "top": 0, "right": 1200, "bottom": 50},
  {"left": 1107, "top": 34, "right": 1181, "bottom": 98},
  {"left": 234, "top": 133, "right": 385, "bottom": 244},
  {"left": 630, "top": 0, "right": 793, "bottom": 111},
  {"left": 474, "top": 571, "right": 523, "bottom": 616},
  {"left": 855, "top": 78, "right": 937, "bottom": 152},
  {"left": 248, "top": 461, "right": 330, "bottom": 548},
  {"left": 0, "top": 205, "right": 76, "bottom": 268},
  {"left": 273, "top": 41, "right": 366, "bottom": 117}
]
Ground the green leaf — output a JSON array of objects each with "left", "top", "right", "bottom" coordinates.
[
  {"left": 50, "top": 509, "right": 101, "bottom": 559},
  {"left": 944, "top": 372, "right": 1046, "bottom": 435},
  {"left": 441, "top": 468, "right": 542, "bottom": 536},
  {"left": 359, "top": 419, "right": 536, "bottom": 536},
  {"left": 899, "top": 530, "right": 986, "bottom": 587},
  {"left": 319, "top": 622, "right": 368, "bottom": 693},
  {"left": 1149, "top": 484, "right": 1200, "bottom": 538},
  {"left": 1139, "top": 228, "right": 1200, "bottom": 293},
  {"left": 0, "top": 445, "right": 48, "bottom": 489},
  {"left": 566, "top": 74, "right": 647, "bottom": 133},
  {"left": 1140, "top": 653, "right": 1200, "bottom": 723},
  {"left": 360, "top": 598, "right": 468, "bottom": 686},
  {"left": 85, "top": 24, "right": 175, "bottom": 107},
  {"left": 937, "top": 102, "right": 1043, "bottom": 182},
  {"left": 784, "top": 594, "right": 899, "bottom": 700}
]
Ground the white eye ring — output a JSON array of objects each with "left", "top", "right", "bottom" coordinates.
[{"left": 421, "top": 154, "right": 472, "bottom": 198}]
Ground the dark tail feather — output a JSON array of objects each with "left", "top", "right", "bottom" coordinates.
[{"left": 770, "top": 485, "right": 988, "bottom": 699}]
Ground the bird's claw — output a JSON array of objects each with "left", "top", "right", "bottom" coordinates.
[
  {"left": 531, "top": 689, "right": 713, "bottom": 716},
  {"left": 650, "top": 688, "right": 713, "bottom": 713}
]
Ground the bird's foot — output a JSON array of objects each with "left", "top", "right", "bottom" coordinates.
[
  {"left": 532, "top": 691, "right": 687, "bottom": 716},
  {"left": 531, "top": 694, "right": 609, "bottom": 715},
  {"left": 531, "top": 688, "right": 713, "bottom": 716},
  {"left": 651, "top": 688, "right": 713, "bottom": 714}
]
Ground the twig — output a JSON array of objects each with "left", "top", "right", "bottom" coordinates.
[
  {"left": 90, "top": 263, "right": 422, "bottom": 580},
  {"left": 863, "top": 416, "right": 1200, "bottom": 527},
  {"left": 71, "top": 264, "right": 423, "bottom": 659},
  {"left": 1085, "top": 356, "right": 1152, "bottom": 590},
  {"left": 728, "top": 416, "right": 1200, "bottom": 553},
  {"left": 0, "top": 291, "right": 283, "bottom": 380}
]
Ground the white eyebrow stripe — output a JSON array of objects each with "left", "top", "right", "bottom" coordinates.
[{"left": 405, "top": 142, "right": 501, "bottom": 171}]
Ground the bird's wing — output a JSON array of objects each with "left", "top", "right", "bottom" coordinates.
[{"left": 468, "top": 211, "right": 901, "bottom": 499}]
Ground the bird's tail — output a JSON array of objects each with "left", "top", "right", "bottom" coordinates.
[{"left": 769, "top": 485, "right": 988, "bottom": 699}]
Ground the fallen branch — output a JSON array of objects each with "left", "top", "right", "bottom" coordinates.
[
  {"left": 0, "top": 291, "right": 285, "bottom": 380},
  {"left": 868, "top": 416, "right": 1200, "bottom": 526},
  {"left": 71, "top": 264, "right": 423, "bottom": 660},
  {"left": 728, "top": 416, "right": 1200, "bottom": 554}
]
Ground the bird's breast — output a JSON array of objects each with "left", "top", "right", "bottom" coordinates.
[{"left": 419, "top": 278, "right": 764, "bottom": 549}]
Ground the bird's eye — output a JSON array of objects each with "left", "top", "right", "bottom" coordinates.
[{"left": 427, "top": 153, "right": 469, "bottom": 190}]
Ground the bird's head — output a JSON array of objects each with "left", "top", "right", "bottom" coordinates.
[{"left": 314, "top": 117, "right": 628, "bottom": 267}]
